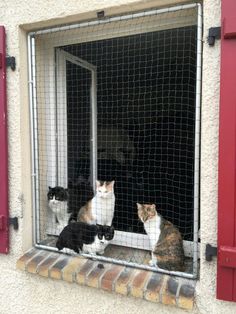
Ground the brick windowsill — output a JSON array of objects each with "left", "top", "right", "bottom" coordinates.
[{"left": 16, "top": 248, "right": 196, "bottom": 310}]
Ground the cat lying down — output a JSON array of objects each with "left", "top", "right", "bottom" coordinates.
[{"left": 56, "top": 222, "right": 114, "bottom": 255}]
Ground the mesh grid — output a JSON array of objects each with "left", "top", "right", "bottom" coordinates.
[{"left": 30, "top": 5, "right": 201, "bottom": 277}]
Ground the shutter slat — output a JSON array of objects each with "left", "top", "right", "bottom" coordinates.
[{"left": 0, "top": 26, "right": 9, "bottom": 254}]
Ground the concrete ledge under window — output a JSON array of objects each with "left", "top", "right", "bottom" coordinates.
[{"left": 17, "top": 248, "right": 196, "bottom": 310}]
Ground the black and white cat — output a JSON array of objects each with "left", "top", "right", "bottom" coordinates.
[
  {"left": 56, "top": 222, "right": 114, "bottom": 255},
  {"left": 47, "top": 186, "right": 70, "bottom": 231},
  {"left": 82, "top": 224, "right": 115, "bottom": 255}
]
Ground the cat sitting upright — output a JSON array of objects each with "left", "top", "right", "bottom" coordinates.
[
  {"left": 47, "top": 186, "right": 70, "bottom": 231},
  {"left": 70, "top": 180, "right": 115, "bottom": 226},
  {"left": 56, "top": 222, "right": 114, "bottom": 255},
  {"left": 137, "top": 203, "right": 185, "bottom": 272},
  {"left": 91, "top": 180, "right": 115, "bottom": 226}
]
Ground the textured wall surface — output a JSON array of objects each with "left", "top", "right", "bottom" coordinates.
[{"left": 0, "top": 0, "right": 236, "bottom": 313}]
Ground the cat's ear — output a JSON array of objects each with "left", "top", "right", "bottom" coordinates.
[
  {"left": 48, "top": 186, "right": 52, "bottom": 190},
  {"left": 96, "top": 180, "right": 101, "bottom": 188},
  {"left": 151, "top": 204, "right": 156, "bottom": 210},
  {"left": 136, "top": 203, "right": 142, "bottom": 210},
  {"left": 108, "top": 181, "right": 115, "bottom": 188}
]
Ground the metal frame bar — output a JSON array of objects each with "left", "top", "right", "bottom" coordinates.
[
  {"left": 28, "top": 2, "right": 202, "bottom": 279},
  {"left": 91, "top": 70, "right": 97, "bottom": 191},
  {"left": 55, "top": 49, "right": 97, "bottom": 190},
  {"left": 28, "top": 35, "right": 40, "bottom": 244},
  {"left": 192, "top": 3, "right": 202, "bottom": 277}
]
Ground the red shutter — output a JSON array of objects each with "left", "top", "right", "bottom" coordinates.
[
  {"left": 0, "top": 26, "right": 9, "bottom": 254},
  {"left": 217, "top": 0, "right": 236, "bottom": 301}
]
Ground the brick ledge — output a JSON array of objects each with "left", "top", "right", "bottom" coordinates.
[{"left": 16, "top": 248, "right": 196, "bottom": 310}]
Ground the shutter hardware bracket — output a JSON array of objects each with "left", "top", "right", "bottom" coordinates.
[
  {"left": 206, "top": 243, "right": 217, "bottom": 261},
  {"left": 208, "top": 27, "right": 221, "bottom": 46},
  {"left": 9, "top": 217, "right": 18, "bottom": 230},
  {"left": 6, "top": 56, "right": 16, "bottom": 71}
]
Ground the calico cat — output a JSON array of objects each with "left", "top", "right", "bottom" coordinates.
[
  {"left": 69, "top": 200, "right": 94, "bottom": 224},
  {"left": 137, "top": 203, "right": 185, "bottom": 272},
  {"left": 47, "top": 186, "right": 70, "bottom": 230},
  {"left": 56, "top": 222, "right": 114, "bottom": 255},
  {"left": 71, "top": 180, "right": 115, "bottom": 226}
]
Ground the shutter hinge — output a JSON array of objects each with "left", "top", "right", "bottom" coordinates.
[
  {"left": 6, "top": 56, "right": 16, "bottom": 71},
  {"left": 205, "top": 243, "right": 218, "bottom": 261},
  {"left": 207, "top": 27, "right": 221, "bottom": 46}
]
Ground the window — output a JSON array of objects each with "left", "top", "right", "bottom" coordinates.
[{"left": 28, "top": 3, "right": 202, "bottom": 278}]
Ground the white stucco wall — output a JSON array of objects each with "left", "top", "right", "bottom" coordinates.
[{"left": 0, "top": 0, "right": 235, "bottom": 313}]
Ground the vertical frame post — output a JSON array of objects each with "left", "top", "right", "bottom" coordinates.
[
  {"left": 192, "top": 3, "right": 202, "bottom": 278},
  {"left": 28, "top": 34, "right": 40, "bottom": 244}
]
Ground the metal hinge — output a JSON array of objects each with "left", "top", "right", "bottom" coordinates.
[
  {"left": 208, "top": 27, "right": 221, "bottom": 46},
  {"left": 205, "top": 243, "right": 218, "bottom": 261}
]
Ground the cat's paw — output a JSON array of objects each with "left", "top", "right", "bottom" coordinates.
[{"left": 97, "top": 250, "right": 105, "bottom": 255}]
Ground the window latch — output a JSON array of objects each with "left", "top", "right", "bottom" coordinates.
[{"left": 205, "top": 243, "right": 218, "bottom": 261}]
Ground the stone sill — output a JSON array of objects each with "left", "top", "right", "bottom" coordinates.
[{"left": 16, "top": 248, "right": 195, "bottom": 310}]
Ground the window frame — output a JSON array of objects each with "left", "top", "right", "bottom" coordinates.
[{"left": 28, "top": 3, "right": 202, "bottom": 278}]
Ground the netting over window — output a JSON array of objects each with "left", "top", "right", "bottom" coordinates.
[{"left": 29, "top": 4, "right": 202, "bottom": 278}]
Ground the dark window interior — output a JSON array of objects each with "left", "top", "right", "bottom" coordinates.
[{"left": 63, "top": 25, "right": 197, "bottom": 240}]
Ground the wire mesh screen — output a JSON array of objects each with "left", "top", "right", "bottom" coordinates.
[{"left": 30, "top": 4, "right": 201, "bottom": 277}]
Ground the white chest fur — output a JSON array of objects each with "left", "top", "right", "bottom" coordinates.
[
  {"left": 82, "top": 236, "right": 108, "bottom": 255},
  {"left": 91, "top": 195, "right": 115, "bottom": 226},
  {"left": 144, "top": 215, "right": 161, "bottom": 250}
]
